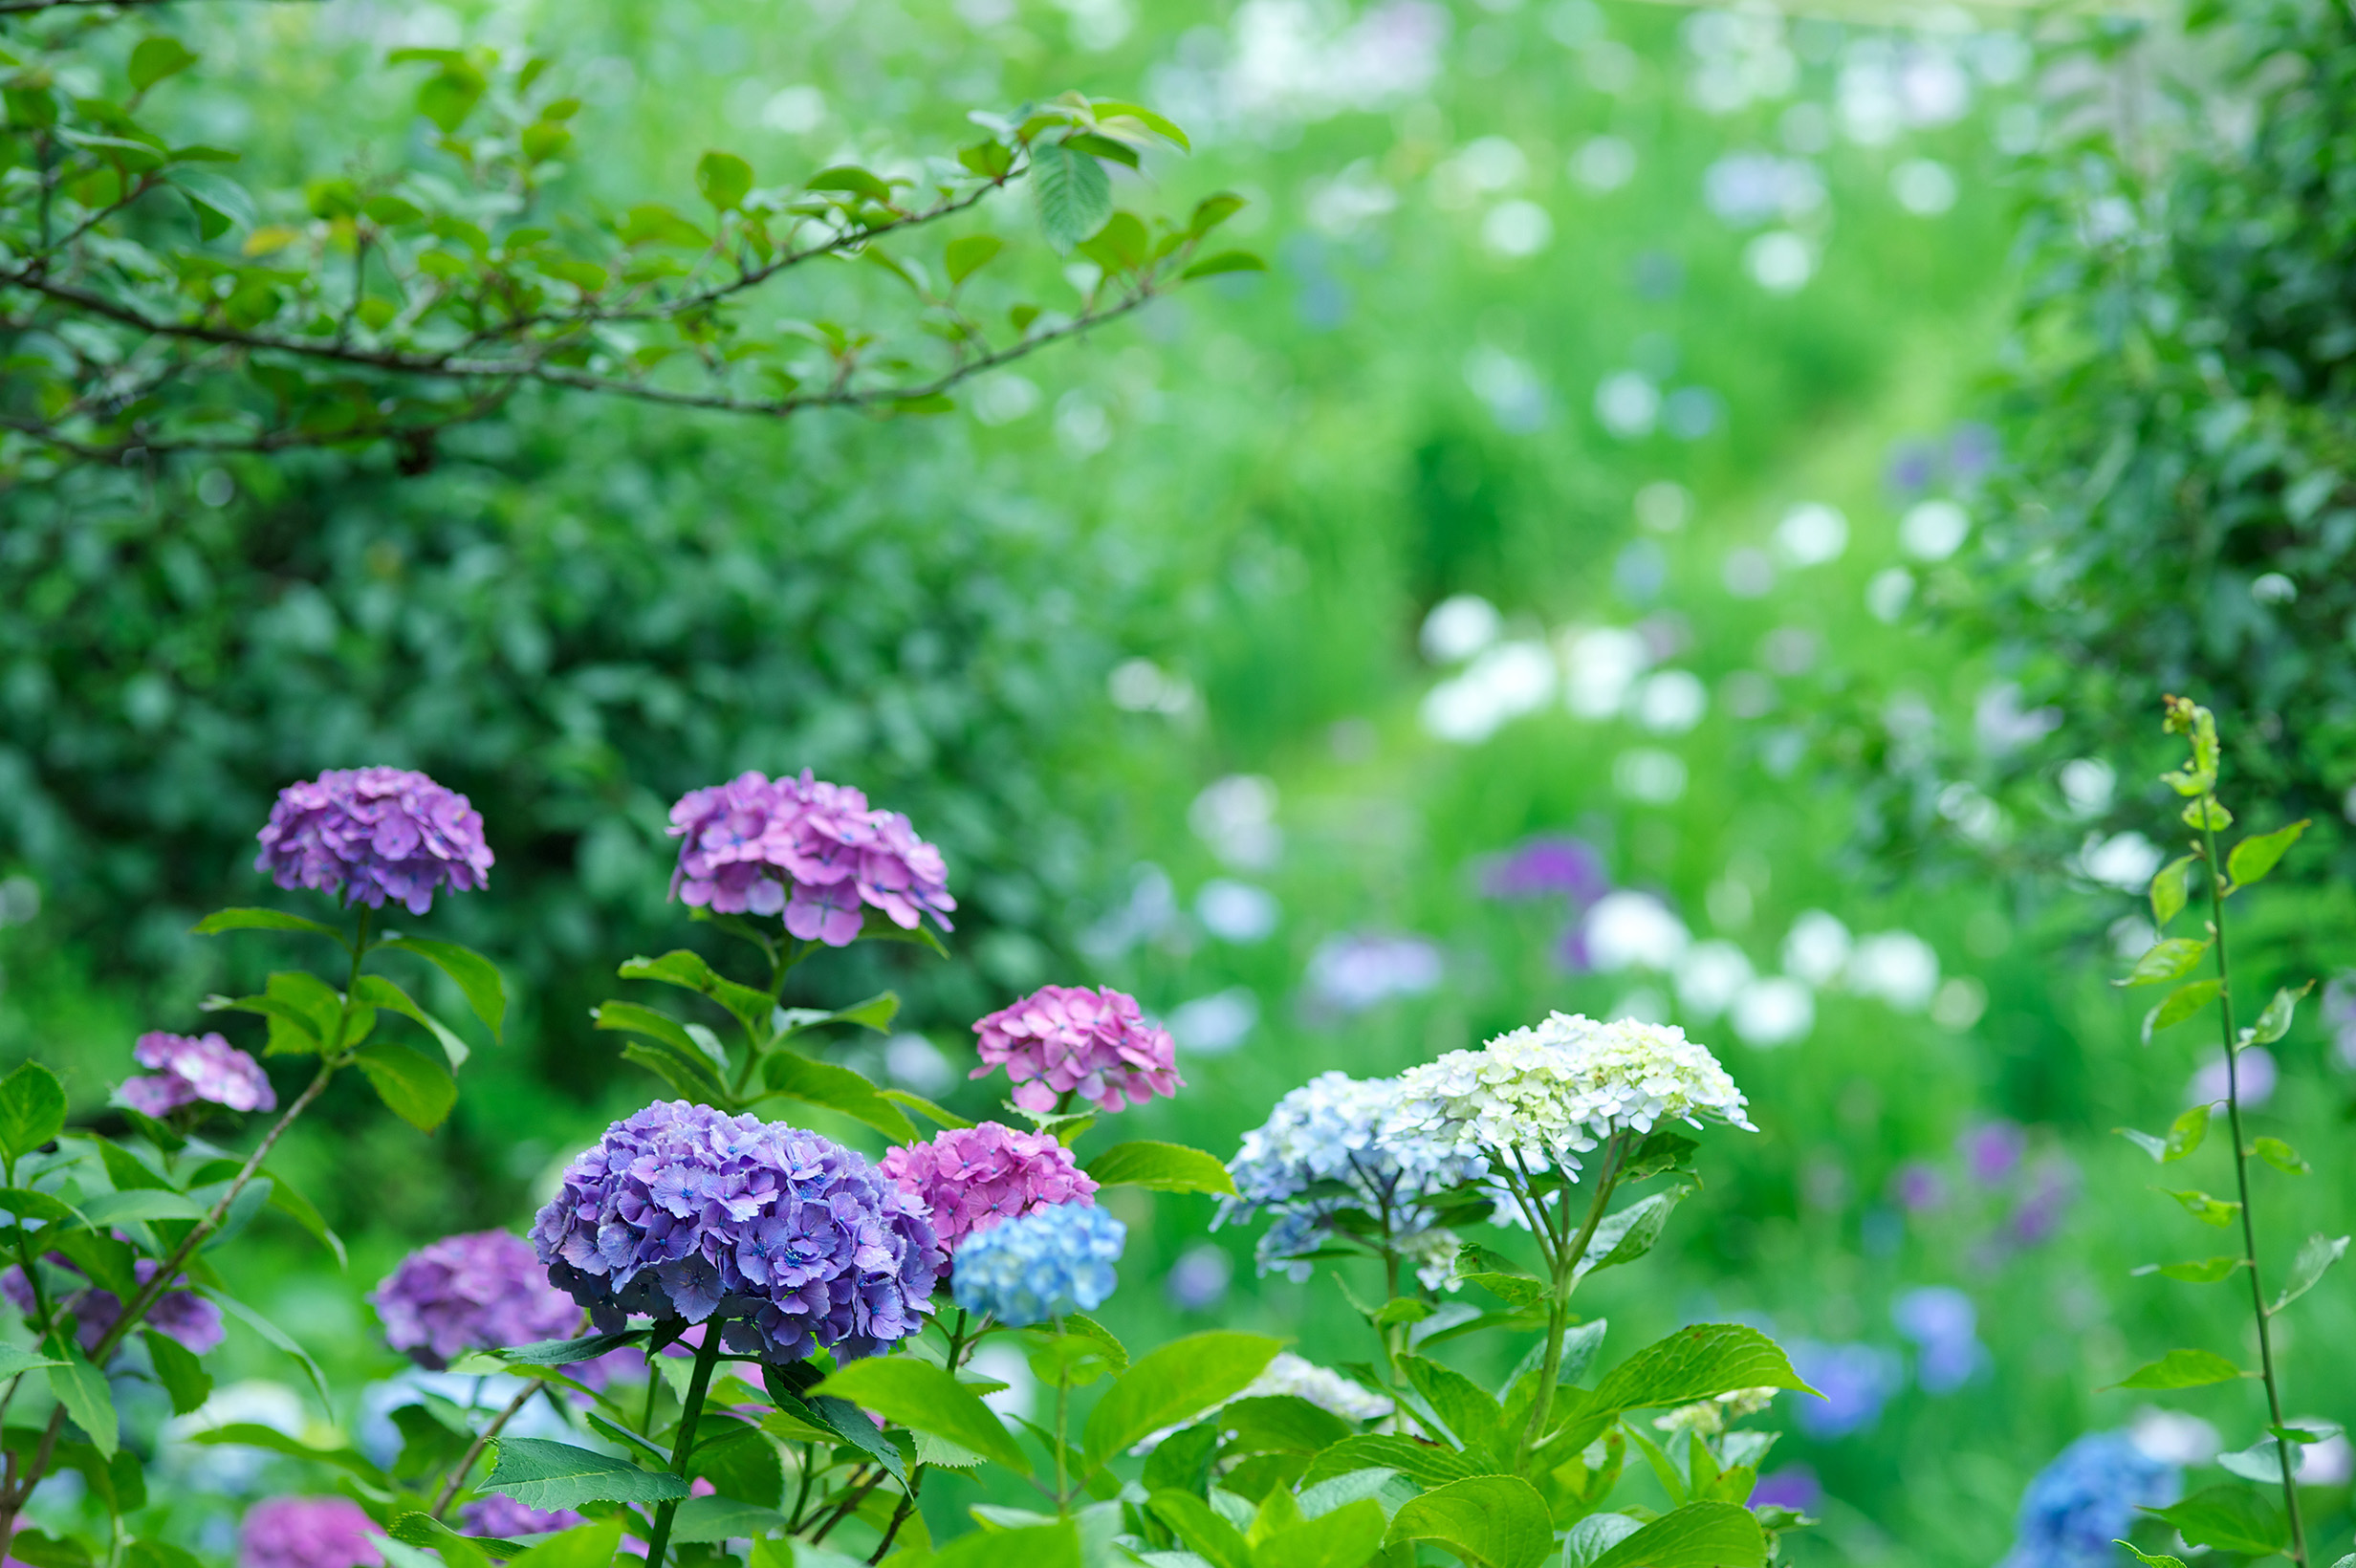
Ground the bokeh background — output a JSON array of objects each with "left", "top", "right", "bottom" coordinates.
[{"left": 4, "top": 0, "right": 2352, "bottom": 1561}]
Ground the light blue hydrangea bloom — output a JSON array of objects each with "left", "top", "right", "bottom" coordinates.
[
  {"left": 950, "top": 1202, "right": 1125, "bottom": 1325},
  {"left": 1999, "top": 1430, "right": 2180, "bottom": 1568}
]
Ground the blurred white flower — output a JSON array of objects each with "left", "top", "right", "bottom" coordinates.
[
  {"left": 1305, "top": 161, "right": 1400, "bottom": 236},
  {"left": 1170, "top": 988, "right": 1259, "bottom": 1054},
  {"left": 1571, "top": 135, "right": 1637, "bottom": 191},
  {"left": 1614, "top": 748, "right": 1689, "bottom": 804},
  {"left": 1108, "top": 658, "right": 1199, "bottom": 715},
  {"left": 1782, "top": 910, "right": 1852, "bottom": 986},
  {"left": 1846, "top": 931, "right": 1941, "bottom": 1012},
  {"left": 1722, "top": 548, "right": 1775, "bottom": 599},
  {"left": 2078, "top": 832, "right": 2164, "bottom": 893},
  {"left": 1703, "top": 152, "right": 1824, "bottom": 226},
  {"left": 1220, "top": 0, "right": 1450, "bottom": 122},
  {"left": 1635, "top": 480, "right": 1691, "bottom": 534},
  {"left": 759, "top": 85, "right": 827, "bottom": 133},
  {"left": 1677, "top": 940, "right": 1756, "bottom": 1020},
  {"left": 1304, "top": 932, "right": 1444, "bottom": 1013},
  {"left": 1900, "top": 499, "right": 1970, "bottom": 560},
  {"left": 2059, "top": 758, "right": 2116, "bottom": 817},
  {"left": 1582, "top": 890, "right": 1691, "bottom": 971},
  {"left": 1633, "top": 670, "right": 1709, "bottom": 734},
  {"left": 1465, "top": 346, "right": 1550, "bottom": 432},
  {"left": 1976, "top": 683, "right": 2062, "bottom": 754},
  {"left": 1609, "top": 987, "right": 1670, "bottom": 1024},
  {"left": 1560, "top": 626, "right": 1651, "bottom": 717},
  {"left": 1774, "top": 502, "right": 1848, "bottom": 567},
  {"left": 2130, "top": 1407, "right": 2220, "bottom": 1467},
  {"left": 2294, "top": 1425, "right": 2353, "bottom": 1487},
  {"left": 1482, "top": 200, "right": 1555, "bottom": 258},
  {"left": 1938, "top": 782, "right": 2009, "bottom": 847},
  {"left": 1745, "top": 230, "right": 1813, "bottom": 293},
  {"left": 1421, "top": 594, "right": 1502, "bottom": 663},
  {"left": 1422, "top": 640, "right": 1558, "bottom": 743},
  {"left": 2251, "top": 572, "right": 2297, "bottom": 606},
  {"left": 1865, "top": 567, "right": 1914, "bottom": 623},
  {"left": 1891, "top": 159, "right": 1958, "bottom": 215},
  {"left": 1197, "top": 880, "right": 1280, "bottom": 943},
  {"left": 970, "top": 1343, "right": 1036, "bottom": 1420},
  {"left": 2191, "top": 1046, "right": 2275, "bottom": 1109},
  {"left": 884, "top": 1034, "right": 954, "bottom": 1093},
  {"left": 1732, "top": 977, "right": 1814, "bottom": 1047},
  {"left": 1930, "top": 976, "right": 1988, "bottom": 1031},
  {"left": 1190, "top": 775, "right": 1282, "bottom": 869},
  {"left": 1596, "top": 371, "right": 1661, "bottom": 437},
  {"left": 2108, "top": 915, "right": 2158, "bottom": 960}
]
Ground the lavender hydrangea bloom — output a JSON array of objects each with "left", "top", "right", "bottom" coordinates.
[
  {"left": 239, "top": 1497, "right": 384, "bottom": 1568},
  {"left": 666, "top": 771, "right": 954, "bottom": 946},
  {"left": 373, "top": 1230, "right": 581, "bottom": 1370},
  {"left": 971, "top": 985, "right": 1183, "bottom": 1114},
  {"left": 950, "top": 1202, "right": 1124, "bottom": 1326},
  {"left": 120, "top": 1031, "right": 276, "bottom": 1118},
  {"left": 458, "top": 1496, "right": 584, "bottom": 1540},
  {"left": 255, "top": 768, "right": 493, "bottom": 915},
  {"left": 879, "top": 1122, "right": 1098, "bottom": 1252},
  {"left": 1999, "top": 1432, "right": 2181, "bottom": 1568},
  {"left": 531, "top": 1102, "right": 939, "bottom": 1364},
  {"left": 2, "top": 1252, "right": 222, "bottom": 1357}
]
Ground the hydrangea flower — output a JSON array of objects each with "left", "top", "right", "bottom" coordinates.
[
  {"left": 373, "top": 1230, "right": 582, "bottom": 1370},
  {"left": 120, "top": 1031, "right": 276, "bottom": 1119},
  {"left": 2, "top": 1252, "right": 222, "bottom": 1357},
  {"left": 532, "top": 1101, "right": 939, "bottom": 1363},
  {"left": 1654, "top": 1385, "right": 1778, "bottom": 1436},
  {"left": 1999, "top": 1431, "right": 2181, "bottom": 1568},
  {"left": 1217, "top": 1071, "right": 1487, "bottom": 1287},
  {"left": 1387, "top": 1013, "right": 1755, "bottom": 1173},
  {"left": 458, "top": 1496, "right": 584, "bottom": 1540},
  {"left": 255, "top": 768, "right": 493, "bottom": 915},
  {"left": 971, "top": 985, "right": 1182, "bottom": 1114},
  {"left": 666, "top": 771, "right": 954, "bottom": 946},
  {"left": 949, "top": 1202, "right": 1124, "bottom": 1326},
  {"left": 879, "top": 1122, "right": 1098, "bottom": 1252},
  {"left": 238, "top": 1497, "right": 384, "bottom": 1568},
  {"left": 1240, "top": 1353, "right": 1395, "bottom": 1423}
]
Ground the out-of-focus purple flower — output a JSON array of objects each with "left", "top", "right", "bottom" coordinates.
[
  {"left": 372, "top": 1230, "right": 580, "bottom": 1371},
  {"left": 1750, "top": 1466, "right": 1822, "bottom": 1514},
  {"left": 239, "top": 1497, "right": 384, "bottom": 1568},
  {"left": 1165, "top": 1242, "right": 1233, "bottom": 1312},
  {"left": 255, "top": 768, "right": 492, "bottom": 916},
  {"left": 1949, "top": 422, "right": 2000, "bottom": 480},
  {"left": 971, "top": 986, "right": 1182, "bottom": 1115},
  {"left": 457, "top": 1496, "right": 583, "bottom": 1540},
  {"left": 1959, "top": 1120, "right": 2025, "bottom": 1185},
  {"left": 3, "top": 1252, "right": 221, "bottom": 1358},
  {"left": 1303, "top": 932, "right": 1445, "bottom": 1013},
  {"left": 879, "top": 1122, "right": 1097, "bottom": 1252},
  {"left": 120, "top": 1031, "right": 276, "bottom": 1118},
  {"left": 2007, "top": 1156, "right": 2079, "bottom": 1248},
  {"left": 665, "top": 771, "right": 953, "bottom": 946},
  {"left": 2190, "top": 1046, "right": 2276, "bottom": 1110},
  {"left": 1999, "top": 1431, "right": 2179, "bottom": 1568},
  {"left": 1479, "top": 835, "right": 1608, "bottom": 904},
  {"left": 532, "top": 1101, "right": 939, "bottom": 1365},
  {"left": 1885, "top": 437, "right": 1939, "bottom": 495},
  {"left": 1787, "top": 1341, "right": 1902, "bottom": 1439},
  {"left": 1892, "top": 1286, "right": 1985, "bottom": 1394},
  {"left": 1891, "top": 1161, "right": 1947, "bottom": 1212},
  {"left": 2322, "top": 974, "right": 2356, "bottom": 1070}
]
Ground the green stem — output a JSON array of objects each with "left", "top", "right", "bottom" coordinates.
[
  {"left": 1514, "top": 1135, "right": 1625, "bottom": 1473},
  {"left": 643, "top": 1318, "right": 728, "bottom": 1568},
  {"left": 2202, "top": 817, "right": 2306, "bottom": 1568},
  {"left": 1053, "top": 1315, "right": 1072, "bottom": 1512}
]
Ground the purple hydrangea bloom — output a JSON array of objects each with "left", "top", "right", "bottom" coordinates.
[
  {"left": 1960, "top": 1120, "right": 2026, "bottom": 1185},
  {"left": 372, "top": 1230, "right": 581, "bottom": 1370},
  {"left": 879, "top": 1122, "right": 1099, "bottom": 1252},
  {"left": 971, "top": 985, "right": 1183, "bottom": 1114},
  {"left": 255, "top": 768, "right": 493, "bottom": 916},
  {"left": 3, "top": 1252, "right": 222, "bottom": 1358},
  {"left": 120, "top": 1031, "right": 276, "bottom": 1119},
  {"left": 1749, "top": 1466, "right": 1822, "bottom": 1514},
  {"left": 666, "top": 771, "right": 954, "bottom": 946},
  {"left": 1479, "top": 835, "right": 1608, "bottom": 904},
  {"left": 458, "top": 1496, "right": 583, "bottom": 1540},
  {"left": 240, "top": 1498, "right": 384, "bottom": 1568},
  {"left": 2000, "top": 1432, "right": 2180, "bottom": 1568},
  {"left": 531, "top": 1102, "right": 940, "bottom": 1364}
]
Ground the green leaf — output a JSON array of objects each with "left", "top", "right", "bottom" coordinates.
[
  {"left": 2182, "top": 797, "right": 2235, "bottom": 832},
  {"left": 2226, "top": 819, "right": 2307, "bottom": 888},
  {"left": 380, "top": 938, "right": 506, "bottom": 1038},
  {"left": 0, "top": 1344, "right": 61, "bottom": 1380},
  {"left": 1189, "top": 192, "right": 1246, "bottom": 236},
  {"left": 1588, "top": 1501, "right": 1767, "bottom": 1568},
  {"left": 806, "top": 164, "right": 894, "bottom": 205},
  {"left": 45, "top": 1337, "right": 117, "bottom": 1458},
  {"left": 415, "top": 60, "right": 487, "bottom": 132},
  {"left": 200, "top": 1288, "right": 334, "bottom": 1410},
  {"left": 667, "top": 1495, "right": 787, "bottom": 1543},
  {"left": 1030, "top": 140, "right": 1112, "bottom": 253},
  {"left": 506, "top": 1520, "right": 624, "bottom": 1568},
  {"left": 191, "top": 907, "right": 342, "bottom": 941},
  {"left": 480, "top": 1436, "right": 692, "bottom": 1511},
  {"left": 2149, "top": 855, "right": 2194, "bottom": 928},
  {"left": 875, "top": 1088, "right": 972, "bottom": 1129},
  {"left": 2142, "top": 980, "right": 2220, "bottom": 1043},
  {"left": 1253, "top": 1498, "right": 1385, "bottom": 1568},
  {"left": 8, "top": 1532, "right": 91, "bottom": 1568},
  {"left": 946, "top": 234, "right": 1003, "bottom": 286},
  {"left": 820, "top": 991, "right": 900, "bottom": 1034},
  {"left": 756, "top": 1054, "right": 915, "bottom": 1143},
  {"left": 1081, "top": 1331, "right": 1281, "bottom": 1477},
  {"left": 696, "top": 151, "right": 753, "bottom": 211},
  {"left": 1220, "top": 1396, "right": 1355, "bottom": 1457},
  {"left": 0, "top": 1062, "right": 68, "bottom": 1161},
  {"left": 619, "top": 950, "right": 774, "bottom": 1036},
  {"left": 1087, "top": 99, "right": 1191, "bottom": 150},
  {"left": 2253, "top": 1136, "right": 2308, "bottom": 1174},
  {"left": 79, "top": 1188, "right": 206, "bottom": 1226},
  {"left": 2156, "top": 1187, "right": 2239, "bottom": 1227},
  {"left": 495, "top": 1330, "right": 645, "bottom": 1366},
  {"left": 2106, "top": 1348, "right": 2245, "bottom": 1390},
  {"left": 1083, "top": 1140, "right": 1236, "bottom": 1196},
  {"left": 1397, "top": 1355, "right": 1507, "bottom": 1463},
  {"left": 142, "top": 1331, "right": 210, "bottom": 1416},
  {"left": 169, "top": 168, "right": 254, "bottom": 236},
  {"left": 594, "top": 1000, "right": 709, "bottom": 1060},
  {"left": 263, "top": 1170, "right": 347, "bottom": 1268},
  {"left": 2143, "top": 1486, "right": 2285, "bottom": 1557},
  {"left": 1384, "top": 1475, "right": 1554, "bottom": 1568},
  {"left": 2216, "top": 1440, "right": 2291, "bottom": 1486},
  {"left": 126, "top": 1541, "right": 208, "bottom": 1568},
  {"left": 0, "top": 1188, "right": 82, "bottom": 1227},
  {"left": 1298, "top": 1433, "right": 1479, "bottom": 1490},
  {"left": 2242, "top": 982, "right": 2312, "bottom": 1047},
  {"left": 1181, "top": 251, "right": 1267, "bottom": 280},
  {"left": 2114, "top": 1542, "right": 2186, "bottom": 1568},
  {"left": 2133, "top": 1256, "right": 2241, "bottom": 1284},
  {"left": 2113, "top": 938, "right": 2209, "bottom": 988},
  {"left": 2115, "top": 1104, "right": 2209, "bottom": 1165},
  {"left": 388, "top": 1514, "right": 491, "bottom": 1568},
  {"left": 2271, "top": 1233, "right": 2347, "bottom": 1314},
  {"left": 355, "top": 1040, "right": 457, "bottom": 1131},
  {"left": 760, "top": 1366, "right": 906, "bottom": 1489},
  {"left": 1586, "top": 1323, "right": 1817, "bottom": 1419},
  {"left": 621, "top": 1039, "right": 731, "bottom": 1106},
  {"left": 1149, "top": 1492, "right": 1250, "bottom": 1568},
  {"left": 353, "top": 975, "right": 469, "bottom": 1071},
  {"left": 1578, "top": 1189, "right": 1685, "bottom": 1278},
  {"left": 811, "top": 1356, "right": 1029, "bottom": 1473}
]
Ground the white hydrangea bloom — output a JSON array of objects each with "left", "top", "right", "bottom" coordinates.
[
  {"left": 1242, "top": 1353, "right": 1397, "bottom": 1423},
  {"left": 1387, "top": 1013, "right": 1756, "bottom": 1171},
  {"left": 1653, "top": 1384, "right": 1779, "bottom": 1436}
]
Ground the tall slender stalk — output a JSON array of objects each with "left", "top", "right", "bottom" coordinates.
[
  {"left": 1513, "top": 1133, "right": 1626, "bottom": 1471},
  {"left": 642, "top": 1318, "right": 728, "bottom": 1568}
]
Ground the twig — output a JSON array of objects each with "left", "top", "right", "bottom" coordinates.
[{"left": 430, "top": 1379, "right": 547, "bottom": 1519}]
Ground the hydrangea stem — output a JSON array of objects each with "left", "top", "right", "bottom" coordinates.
[
  {"left": 642, "top": 1316, "right": 729, "bottom": 1568},
  {"left": 431, "top": 1378, "right": 549, "bottom": 1519},
  {"left": 1514, "top": 1134, "right": 1626, "bottom": 1473}
]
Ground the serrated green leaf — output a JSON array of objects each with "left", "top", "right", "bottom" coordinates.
[
  {"left": 2114, "top": 1542, "right": 2186, "bottom": 1568},
  {"left": 1253, "top": 1497, "right": 1384, "bottom": 1568},
  {"left": 1085, "top": 99, "right": 1191, "bottom": 150},
  {"left": 2271, "top": 1233, "right": 2348, "bottom": 1314},
  {"left": 199, "top": 1291, "right": 334, "bottom": 1410},
  {"left": 1589, "top": 1501, "right": 1766, "bottom": 1568},
  {"left": 945, "top": 233, "right": 1002, "bottom": 286},
  {"left": 507, "top": 1520, "right": 624, "bottom": 1568},
  {"left": 80, "top": 1188, "right": 206, "bottom": 1226},
  {"left": 1030, "top": 140, "right": 1111, "bottom": 253},
  {"left": 2106, "top": 1348, "right": 2244, "bottom": 1389},
  {"left": 812, "top": 1356, "right": 1028, "bottom": 1473},
  {"left": 388, "top": 1513, "right": 491, "bottom": 1568},
  {"left": 2142, "top": 979, "right": 2220, "bottom": 1042},
  {"left": 2114, "top": 937, "right": 2209, "bottom": 989},
  {"left": 1299, "top": 1433, "right": 1479, "bottom": 1489},
  {"left": 1587, "top": 1323, "right": 1817, "bottom": 1417},
  {"left": 2226, "top": 819, "right": 2307, "bottom": 889},
  {"left": 667, "top": 1496, "right": 787, "bottom": 1543},
  {"left": 1384, "top": 1475, "right": 1553, "bottom": 1568},
  {"left": 354, "top": 1040, "right": 456, "bottom": 1131},
  {"left": 142, "top": 1330, "right": 210, "bottom": 1415},
  {"left": 1081, "top": 1332, "right": 1281, "bottom": 1477},
  {"left": 480, "top": 1436, "right": 691, "bottom": 1511},
  {"left": 875, "top": 1088, "right": 972, "bottom": 1129},
  {"left": 1083, "top": 1140, "right": 1235, "bottom": 1195},
  {"left": 619, "top": 950, "right": 774, "bottom": 1036},
  {"left": 379, "top": 938, "right": 505, "bottom": 1038},
  {"left": 44, "top": 1337, "right": 117, "bottom": 1458},
  {"left": 0, "top": 1344, "right": 62, "bottom": 1380},
  {"left": 1577, "top": 1189, "right": 1685, "bottom": 1279},
  {"left": 0, "top": 1062, "right": 68, "bottom": 1162},
  {"left": 2181, "top": 798, "right": 2234, "bottom": 831},
  {"left": 756, "top": 1053, "right": 913, "bottom": 1142}
]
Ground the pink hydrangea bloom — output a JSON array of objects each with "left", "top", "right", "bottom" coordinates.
[
  {"left": 880, "top": 1122, "right": 1099, "bottom": 1251},
  {"left": 971, "top": 986, "right": 1183, "bottom": 1114},
  {"left": 666, "top": 771, "right": 954, "bottom": 947},
  {"left": 254, "top": 768, "right": 492, "bottom": 915},
  {"left": 239, "top": 1498, "right": 383, "bottom": 1568},
  {"left": 120, "top": 1031, "right": 276, "bottom": 1118}
]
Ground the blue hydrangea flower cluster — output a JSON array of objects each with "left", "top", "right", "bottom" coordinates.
[
  {"left": 949, "top": 1202, "right": 1124, "bottom": 1326},
  {"left": 1216, "top": 1070, "right": 1489, "bottom": 1288},
  {"left": 531, "top": 1101, "right": 941, "bottom": 1363},
  {"left": 2000, "top": 1431, "right": 2181, "bottom": 1568}
]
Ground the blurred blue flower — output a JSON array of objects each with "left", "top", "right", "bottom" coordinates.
[
  {"left": 1480, "top": 834, "right": 1608, "bottom": 904},
  {"left": 1788, "top": 1341, "right": 1903, "bottom": 1438},
  {"left": 1891, "top": 1286, "right": 1986, "bottom": 1394},
  {"left": 1750, "top": 1466, "right": 1822, "bottom": 1514},
  {"left": 2000, "top": 1431, "right": 2180, "bottom": 1568},
  {"left": 951, "top": 1202, "right": 1125, "bottom": 1327},
  {"left": 1959, "top": 1120, "right": 2025, "bottom": 1184}
]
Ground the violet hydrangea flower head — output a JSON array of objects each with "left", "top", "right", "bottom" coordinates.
[
  {"left": 949, "top": 1201, "right": 1124, "bottom": 1326},
  {"left": 372, "top": 1230, "right": 581, "bottom": 1370},
  {"left": 1480, "top": 835, "right": 1608, "bottom": 904},
  {"left": 120, "top": 1031, "right": 276, "bottom": 1119},
  {"left": 532, "top": 1101, "right": 939, "bottom": 1364},
  {"left": 1999, "top": 1431, "right": 2181, "bottom": 1568},
  {"left": 255, "top": 768, "right": 493, "bottom": 916},
  {"left": 457, "top": 1497, "right": 583, "bottom": 1540},
  {"left": 971, "top": 985, "right": 1183, "bottom": 1115},
  {"left": 665, "top": 771, "right": 954, "bottom": 947},
  {"left": 878, "top": 1122, "right": 1098, "bottom": 1252},
  {"left": 238, "top": 1497, "right": 384, "bottom": 1568},
  {"left": 2, "top": 1252, "right": 221, "bottom": 1357}
]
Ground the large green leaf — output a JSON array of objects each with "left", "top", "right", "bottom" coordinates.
[
  {"left": 43, "top": 1337, "right": 117, "bottom": 1458},
  {"left": 353, "top": 975, "right": 470, "bottom": 1071},
  {"left": 78, "top": 1188, "right": 206, "bottom": 1226},
  {"left": 188, "top": 1424, "right": 388, "bottom": 1488},
  {"left": 506, "top": 1520, "right": 624, "bottom": 1568},
  {"left": 0, "top": 1343, "right": 62, "bottom": 1380},
  {"left": 0, "top": 1062, "right": 67, "bottom": 1162},
  {"left": 378, "top": 937, "right": 505, "bottom": 1037},
  {"left": 1081, "top": 1331, "right": 1281, "bottom": 1476},
  {"left": 1148, "top": 1492, "right": 1250, "bottom": 1568},
  {"left": 480, "top": 1436, "right": 691, "bottom": 1511},
  {"left": 496, "top": 1330, "right": 646, "bottom": 1366},
  {"left": 2142, "top": 981, "right": 2220, "bottom": 1043},
  {"left": 1298, "top": 1433, "right": 1480, "bottom": 1490},
  {"left": 927, "top": 1521, "right": 1081, "bottom": 1568},
  {"left": 667, "top": 1495, "right": 786, "bottom": 1542},
  {"left": 619, "top": 950, "right": 774, "bottom": 1036},
  {"left": 2226, "top": 819, "right": 2307, "bottom": 888},
  {"left": 1384, "top": 1475, "right": 1554, "bottom": 1568},
  {"left": 1083, "top": 1141, "right": 1236, "bottom": 1196},
  {"left": 354, "top": 1040, "right": 457, "bottom": 1131},
  {"left": 756, "top": 1053, "right": 915, "bottom": 1143},
  {"left": 142, "top": 1331, "right": 211, "bottom": 1416},
  {"left": 387, "top": 1513, "right": 491, "bottom": 1568},
  {"left": 2106, "top": 1349, "right": 2245, "bottom": 1390},
  {"left": 1585, "top": 1324, "right": 1816, "bottom": 1421},
  {"left": 1219, "top": 1396, "right": 1354, "bottom": 1457},
  {"left": 2143, "top": 1487, "right": 2286, "bottom": 1556},
  {"left": 811, "top": 1356, "right": 1029, "bottom": 1473},
  {"left": 1396, "top": 1355, "right": 1506, "bottom": 1464},
  {"left": 2113, "top": 938, "right": 2209, "bottom": 989},
  {"left": 1577, "top": 1189, "right": 1686, "bottom": 1279},
  {"left": 1253, "top": 1498, "right": 1386, "bottom": 1568},
  {"left": 1030, "top": 139, "right": 1112, "bottom": 253},
  {"left": 1587, "top": 1501, "right": 1767, "bottom": 1568}
]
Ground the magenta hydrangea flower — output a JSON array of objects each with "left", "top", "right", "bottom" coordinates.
[
  {"left": 665, "top": 771, "right": 954, "bottom": 946},
  {"left": 531, "top": 1101, "right": 940, "bottom": 1364},
  {"left": 239, "top": 1498, "right": 384, "bottom": 1568},
  {"left": 880, "top": 1122, "right": 1099, "bottom": 1252},
  {"left": 458, "top": 1496, "right": 583, "bottom": 1540},
  {"left": 372, "top": 1230, "right": 581, "bottom": 1370},
  {"left": 120, "top": 1031, "right": 276, "bottom": 1119},
  {"left": 254, "top": 767, "right": 493, "bottom": 916},
  {"left": 971, "top": 985, "right": 1183, "bottom": 1114},
  {"left": 2, "top": 1252, "right": 221, "bottom": 1357}
]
